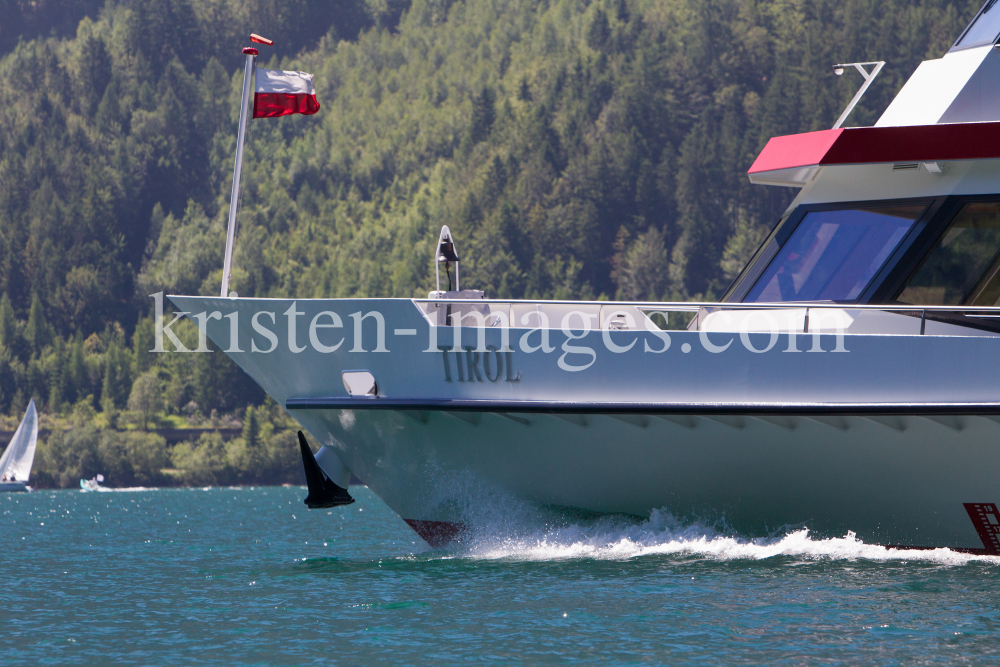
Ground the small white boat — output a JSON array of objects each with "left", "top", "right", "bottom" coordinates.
[
  {"left": 0, "top": 399, "right": 38, "bottom": 493},
  {"left": 79, "top": 475, "right": 109, "bottom": 492}
]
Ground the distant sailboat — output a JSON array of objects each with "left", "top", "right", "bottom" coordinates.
[{"left": 0, "top": 399, "right": 38, "bottom": 493}]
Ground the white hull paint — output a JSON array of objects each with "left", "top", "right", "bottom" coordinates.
[
  {"left": 297, "top": 407, "right": 999, "bottom": 550},
  {"left": 168, "top": 295, "right": 1000, "bottom": 551}
]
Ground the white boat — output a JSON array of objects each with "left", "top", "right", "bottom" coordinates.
[
  {"left": 0, "top": 399, "right": 38, "bottom": 493},
  {"left": 80, "top": 475, "right": 109, "bottom": 492},
  {"left": 171, "top": 10, "right": 1000, "bottom": 552}
]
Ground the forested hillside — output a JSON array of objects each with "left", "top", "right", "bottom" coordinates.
[{"left": 0, "top": 0, "right": 983, "bottom": 484}]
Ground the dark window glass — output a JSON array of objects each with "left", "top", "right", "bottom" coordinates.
[
  {"left": 955, "top": 0, "right": 1000, "bottom": 49},
  {"left": 746, "top": 205, "right": 923, "bottom": 303},
  {"left": 897, "top": 202, "right": 1000, "bottom": 305}
]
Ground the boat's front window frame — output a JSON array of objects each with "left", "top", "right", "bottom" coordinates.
[
  {"left": 893, "top": 198, "right": 1000, "bottom": 306},
  {"left": 951, "top": 0, "right": 1000, "bottom": 52},
  {"left": 737, "top": 198, "right": 936, "bottom": 304}
]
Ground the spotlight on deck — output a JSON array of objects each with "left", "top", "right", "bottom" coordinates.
[
  {"left": 831, "top": 61, "right": 885, "bottom": 129},
  {"left": 435, "top": 225, "right": 461, "bottom": 292}
]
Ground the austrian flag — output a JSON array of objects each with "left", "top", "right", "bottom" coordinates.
[{"left": 253, "top": 68, "right": 320, "bottom": 118}]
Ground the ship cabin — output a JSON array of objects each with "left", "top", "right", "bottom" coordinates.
[
  {"left": 721, "top": 2, "right": 1000, "bottom": 335},
  {"left": 423, "top": 3, "right": 1000, "bottom": 336}
]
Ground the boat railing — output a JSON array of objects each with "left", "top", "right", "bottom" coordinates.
[{"left": 412, "top": 298, "right": 1000, "bottom": 334}]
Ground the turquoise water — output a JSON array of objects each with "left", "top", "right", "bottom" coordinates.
[{"left": 3, "top": 486, "right": 1000, "bottom": 665}]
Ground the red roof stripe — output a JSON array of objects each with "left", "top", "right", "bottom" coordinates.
[
  {"left": 749, "top": 128, "right": 843, "bottom": 173},
  {"left": 749, "top": 122, "right": 1000, "bottom": 175}
]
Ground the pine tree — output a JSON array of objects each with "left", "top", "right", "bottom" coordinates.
[
  {"left": 0, "top": 347, "right": 15, "bottom": 414},
  {"left": 0, "top": 293, "right": 16, "bottom": 352},
  {"left": 25, "top": 293, "right": 49, "bottom": 355},
  {"left": 68, "top": 333, "right": 87, "bottom": 404},
  {"left": 78, "top": 35, "right": 112, "bottom": 116},
  {"left": 27, "top": 358, "right": 46, "bottom": 409},
  {"left": 101, "top": 349, "right": 118, "bottom": 415},
  {"left": 469, "top": 86, "right": 495, "bottom": 144},
  {"left": 242, "top": 406, "right": 260, "bottom": 451},
  {"left": 49, "top": 337, "right": 66, "bottom": 414},
  {"left": 587, "top": 8, "right": 610, "bottom": 50},
  {"left": 518, "top": 77, "right": 532, "bottom": 102},
  {"left": 101, "top": 343, "right": 131, "bottom": 413},
  {"left": 132, "top": 317, "right": 155, "bottom": 374}
]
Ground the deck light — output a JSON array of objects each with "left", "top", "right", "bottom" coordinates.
[
  {"left": 434, "top": 225, "right": 460, "bottom": 292},
  {"left": 831, "top": 61, "right": 885, "bottom": 129},
  {"left": 436, "top": 234, "right": 460, "bottom": 263}
]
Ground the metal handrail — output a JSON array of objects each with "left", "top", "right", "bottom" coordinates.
[{"left": 411, "top": 298, "right": 1000, "bottom": 314}]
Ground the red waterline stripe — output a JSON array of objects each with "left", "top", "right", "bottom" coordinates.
[{"left": 404, "top": 519, "right": 465, "bottom": 547}]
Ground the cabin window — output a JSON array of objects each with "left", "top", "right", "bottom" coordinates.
[
  {"left": 745, "top": 205, "right": 924, "bottom": 303},
  {"left": 953, "top": 0, "right": 1000, "bottom": 50},
  {"left": 897, "top": 202, "right": 1000, "bottom": 305}
]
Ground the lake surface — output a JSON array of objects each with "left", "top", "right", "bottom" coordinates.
[{"left": 3, "top": 485, "right": 1000, "bottom": 665}]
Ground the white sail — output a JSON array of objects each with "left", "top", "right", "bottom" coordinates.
[{"left": 0, "top": 399, "right": 38, "bottom": 483}]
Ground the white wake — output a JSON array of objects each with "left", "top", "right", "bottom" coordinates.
[
  {"left": 414, "top": 468, "right": 1000, "bottom": 565},
  {"left": 457, "top": 509, "right": 1000, "bottom": 564}
]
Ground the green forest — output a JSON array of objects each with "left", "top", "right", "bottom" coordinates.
[{"left": 0, "top": 0, "right": 984, "bottom": 487}]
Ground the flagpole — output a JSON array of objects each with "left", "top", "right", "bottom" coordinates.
[{"left": 221, "top": 46, "right": 258, "bottom": 298}]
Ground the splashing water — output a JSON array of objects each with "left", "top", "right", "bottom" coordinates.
[
  {"left": 458, "top": 510, "right": 999, "bottom": 565},
  {"left": 418, "top": 469, "right": 1000, "bottom": 566}
]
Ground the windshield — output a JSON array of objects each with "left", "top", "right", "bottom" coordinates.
[
  {"left": 897, "top": 202, "right": 1000, "bottom": 305},
  {"left": 745, "top": 205, "right": 925, "bottom": 303},
  {"left": 954, "top": 0, "right": 1000, "bottom": 50}
]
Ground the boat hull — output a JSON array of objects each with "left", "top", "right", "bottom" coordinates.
[
  {"left": 166, "top": 295, "right": 1000, "bottom": 551},
  {"left": 0, "top": 481, "right": 29, "bottom": 493},
  {"left": 289, "top": 406, "right": 1000, "bottom": 551}
]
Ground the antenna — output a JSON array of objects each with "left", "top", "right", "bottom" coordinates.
[{"left": 831, "top": 61, "right": 885, "bottom": 129}]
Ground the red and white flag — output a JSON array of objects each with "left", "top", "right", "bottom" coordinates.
[{"left": 253, "top": 68, "right": 320, "bottom": 118}]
